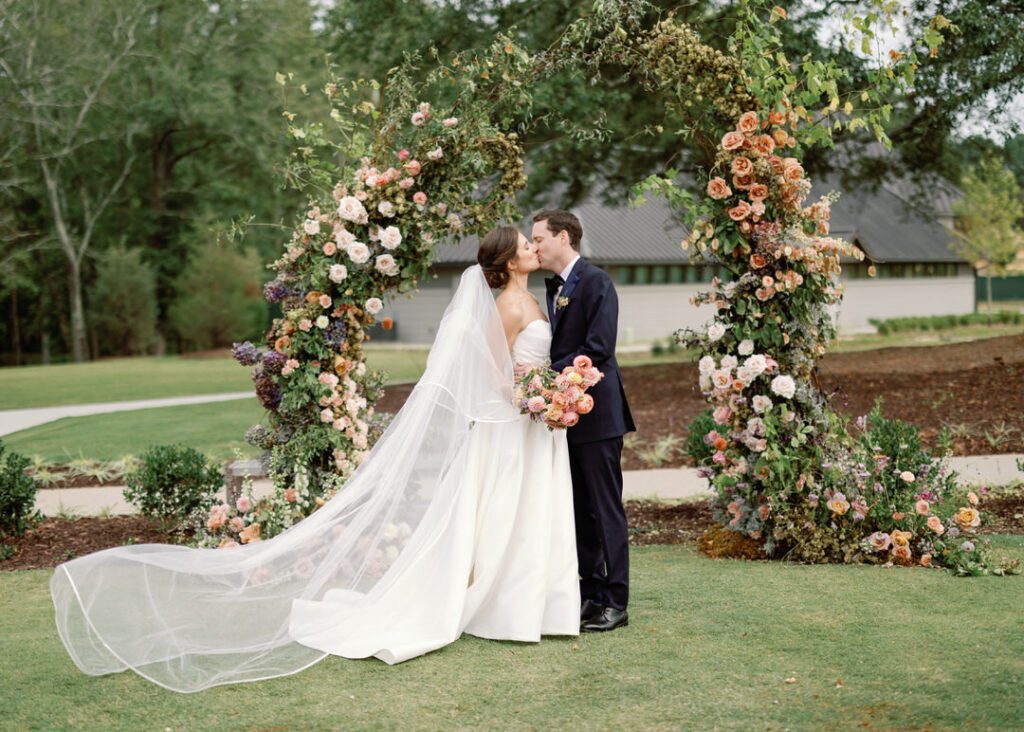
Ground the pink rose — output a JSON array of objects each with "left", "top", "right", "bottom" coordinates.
[
  {"left": 320, "top": 408, "right": 334, "bottom": 423},
  {"left": 404, "top": 160, "right": 421, "bottom": 176},
  {"left": 236, "top": 496, "right": 251, "bottom": 513},
  {"left": 721, "top": 131, "right": 745, "bottom": 150},
  {"left": 399, "top": 177, "right": 415, "bottom": 189},
  {"left": 397, "top": 148, "right": 410, "bottom": 161},
  {"left": 707, "top": 176, "right": 732, "bottom": 200},
  {"left": 737, "top": 111, "right": 760, "bottom": 135},
  {"left": 322, "top": 241, "right": 337, "bottom": 256},
  {"left": 927, "top": 516, "right": 944, "bottom": 535},
  {"left": 413, "top": 191, "right": 427, "bottom": 205},
  {"left": 728, "top": 200, "right": 752, "bottom": 221},
  {"left": 299, "top": 318, "right": 313, "bottom": 332},
  {"left": 560, "top": 411, "right": 579, "bottom": 427},
  {"left": 577, "top": 394, "right": 594, "bottom": 414},
  {"left": 573, "top": 355, "right": 593, "bottom": 370},
  {"left": 229, "top": 517, "right": 245, "bottom": 533},
  {"left": 713, "top": 406, "right": 732, "bottom": 425},
  {"left": 730, "top": 156, "right": 753, "bottom": 177},
  {"left": 319, "top": 294, "right": 332, "bottom": 308},
  {"left": 527, "top": 396, "right": 547, "bottom": 413},
  {"left": 915, "top": 499, "right": 930, "bottom": 515}
]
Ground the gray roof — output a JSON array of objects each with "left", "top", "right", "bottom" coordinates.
[{"left": 433, "top": 174, "right": 963, "bottom": 265}]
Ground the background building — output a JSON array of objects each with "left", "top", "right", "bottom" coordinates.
[{"left": 378, "top": 179, "right": 972, "bottom": 344}]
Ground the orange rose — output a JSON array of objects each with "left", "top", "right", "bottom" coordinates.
[
  {"left": 731, "top": 156, "right": 753, "bottom": 176},
  {"left": 727, "top": 200, "right": 752, "bottom": 221},
  {"left": 772, "top": 129, "right": 789, "bottom": 147},
  {"left": 750, "top": 254, "right": 767, "bottom": 269},
  {"left": 239, "top": 523, "right": 262, "bottom": 544},
  {"left": 737, "top": 111, "right": 760, "bottom": 135},
  {"left": 282, "top": 320, "right": 296, "bottom": 335},
  {"left": 926, "top": 516, "right": 944, "bottom": 535},
  {"left": 768, "top": 110, "right": 786, "bottom": 126},
  {"left": 748, "top": 183, "right": 769, "bottom": 202},
  {"left": 721, "top": 131, "right": 745, "bottom": 150},
  {"left": 920, "top": 553, "right": 933, "bottom": 567},
  {"left": 955, "top": 507, "right": 980, "bottom": 529},
  {"left": 967, "top": 491, "right": 979, "bottom": 506},
  {"left": 891, "top": 529, "right": 912, "bottom": 547},
  {"left": 713, "top": 436, "right": 728, "bottom": 451},
  {"left": 732, "top": 174, "right": 752, "bottom": 190},
  {"left": 707, "top": 176, "right": 732, "bottom": 200},
  {"left": 577, "top": 394, "right": 594, "bottom": 414},
  {"left": 284, "top": 488, "right": 298, "bottom": 503},
  {"left": 754, "top": 134, "right": 776, "bottom": 156},
  {"left": 382, "top": 317, "right": 394, "bottom": 330},
  {"left": 274, "top": 335, "right": 292, "bottom": 354},
  {"left": 783, "top": 162, "right": 804, "bottom": 183},
  {"left": 305, "top": 290, "right": 323, "bottom": 305},
  {"left": 892, "top": 544, "right": 912, "bottom": 561}
]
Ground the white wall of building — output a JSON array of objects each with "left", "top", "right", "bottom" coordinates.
[
  {"left": 380, "top": 271, "right": 976, "bottom": 344},
  {"left": 832, "top": 275, "right": 975, "bottom": 333}
]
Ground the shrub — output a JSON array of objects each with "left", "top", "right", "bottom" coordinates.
[
  {"left": 123, "top": 445, "right": 223, "bottom": 528},
  {"left": 168, "top": 241, "right": 268, "bottom": 351},
  {"left": 684, "top": 409, "right": 717, "bottom": 466},
  {"left": 0, "top": 441, "right": 41, "bottom": 557},
  {"left": 88, "top": 244, "right": 158, "bottom": 356}
]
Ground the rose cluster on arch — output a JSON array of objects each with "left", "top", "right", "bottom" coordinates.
[
  {"left": 196, "top": 92, "right": 526, "bottom": 547},
  {"left": 679, "top": 108, "right": 1013, "bottom": 573}
]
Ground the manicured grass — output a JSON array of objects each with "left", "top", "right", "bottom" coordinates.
[
  {"left": 2, "top": 543, "right": 1022, "bottom": 730},
  {"left": 832, "top": 323, "right": 1024, "bottom": 354},
  {"left": 2, "top": 400, "right": 266, "bottom": 463},
  {"left": 0, "top": 348, "right": 431, "bottom": 410}
]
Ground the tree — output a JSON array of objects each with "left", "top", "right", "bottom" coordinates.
[
  {"left": 88, "top": 245, "right": 159, "bottom": 356},
  {"left": 951, "top": 156, "right": 1024, "bottom": 316},
  {"left": 0, "top": 0, "right": 144, "bottom": 362},
  {"left": 168, "top": 241, "right": 267, "bottom": 351}
]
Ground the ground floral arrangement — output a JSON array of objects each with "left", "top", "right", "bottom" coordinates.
[{"left": 178, "top": 1, "right": 1016, "bottom": 573}]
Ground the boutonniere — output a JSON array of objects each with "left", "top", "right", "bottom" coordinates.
[{"left": 555, "top": 296, "right": 571, "bottom": 312}]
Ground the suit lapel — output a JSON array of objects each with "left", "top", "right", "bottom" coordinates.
[{"left": 552, "top": 258, "right": 586, "bottom": 334}]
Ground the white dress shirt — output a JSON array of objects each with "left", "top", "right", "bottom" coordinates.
[{"left": 556, "top": 254, "right": 581, "bottom": 299}]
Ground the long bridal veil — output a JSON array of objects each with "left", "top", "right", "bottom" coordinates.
[{"left": 50, "top": 265, "right": 521, "bottom": 692}]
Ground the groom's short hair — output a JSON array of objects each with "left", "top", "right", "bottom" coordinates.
[{"left": 533, "top": 210, "right": 582, "bottom": 251}]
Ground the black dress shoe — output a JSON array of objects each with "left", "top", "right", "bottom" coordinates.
[
  {"left": 580, "top": 599, "right": 604, "bottom": 623},
  {"left": 581, "top": 606, "right": 628, "bottom": 633}
]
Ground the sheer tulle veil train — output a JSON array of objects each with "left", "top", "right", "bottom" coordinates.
[{"left": 50, "top": 264, "right": 529, "bottom": 692}]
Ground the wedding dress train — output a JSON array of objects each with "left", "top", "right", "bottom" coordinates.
[{"left": 50, "top": 266, "right": 578, "bottom": 692}]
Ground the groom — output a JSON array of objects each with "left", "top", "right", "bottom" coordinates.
[{"left": 533, "top": 210, "right": 636, "bottom": 633}]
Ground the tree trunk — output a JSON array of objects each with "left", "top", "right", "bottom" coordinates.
[
  {"left": 41, "top": 331, "right": 50, "bottom": 365},
  {"left": 10, "top": 290, "right": 21, "bottom": 366},
  {"left": 68, "top": 258, "right": 87, "bottom": 362}
]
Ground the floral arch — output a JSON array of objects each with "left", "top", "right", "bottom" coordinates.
[{"left": 208, "top": 1, "right": 1012, "bottom": 575}]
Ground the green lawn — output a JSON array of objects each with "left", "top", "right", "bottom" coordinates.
[
  {"left": 0, "top": 348, "right": 431, "bottom": 410},
  {"left": 2, "top": 542, "right": 1023, "bottom": 731},
  {"left": 2, "top": 400, "right": 266, "bottom": 463}
]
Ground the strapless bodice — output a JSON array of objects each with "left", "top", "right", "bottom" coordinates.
[{"left": 511, "top": 319, "right": 551, "bottom": 366}]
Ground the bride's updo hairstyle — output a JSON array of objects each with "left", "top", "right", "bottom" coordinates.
[{"left": 477, "top": 225, "right": 520, "bottom": 289}]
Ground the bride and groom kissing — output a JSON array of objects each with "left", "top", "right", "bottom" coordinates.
[
  {"left": 481, "top": 209, "right": 636, "bottom": 634},
  {"left": 50, "top": 209, "right": 636, "bottom": 692}
]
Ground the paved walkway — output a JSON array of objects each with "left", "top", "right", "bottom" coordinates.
[
  {"left": 32, "top": 454, "right": 1023, "bottom": 518},
  {"left": 0, "top": 392, "right": 255, "bottom": 437}
]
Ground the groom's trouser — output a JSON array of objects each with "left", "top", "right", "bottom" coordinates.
[{"left": 569, "top": 436, "right": 629, "bottom": 611}]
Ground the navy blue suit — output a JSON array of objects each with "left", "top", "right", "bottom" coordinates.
[{"left": 546, "top": 257, "right": 635, "bottom": 611}]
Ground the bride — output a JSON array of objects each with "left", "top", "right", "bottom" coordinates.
[{"left": 50, "top": 226, "right": 579, "bottom": 693}]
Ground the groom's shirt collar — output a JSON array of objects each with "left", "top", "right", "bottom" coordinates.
[{"left": 558, "top": 254, "right": 581, "bottom": 283}]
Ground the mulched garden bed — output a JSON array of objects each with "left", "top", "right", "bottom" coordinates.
[
  {"left": 6, "top": 495, "right": 1021, "bottom": 571},
  {"left": 374, "top": 335, "right": 1024, "bottom": 471}
]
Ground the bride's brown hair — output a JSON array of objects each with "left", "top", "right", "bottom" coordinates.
[{"left": 477, "top": 225, "right": 521, "bottom": 289}]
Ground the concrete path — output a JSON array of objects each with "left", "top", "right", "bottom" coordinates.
[
  {"left": 32, "top": 454, "right": 1023, "bottom": 518},
  {"left": 0, "top": 392, "right": 256, "bottom": 437}
]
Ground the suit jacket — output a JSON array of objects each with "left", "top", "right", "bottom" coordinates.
[{"left": 547, "top": 257, "right": 636, "bottom": 445}]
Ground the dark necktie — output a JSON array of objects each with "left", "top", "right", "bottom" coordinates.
[{"left": 545, "top": 274, "right": 564, "bottom": 297}]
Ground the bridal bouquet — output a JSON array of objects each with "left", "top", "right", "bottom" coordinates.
[{"left": 515, "top": 355, "right": 604, "bottom": 430}]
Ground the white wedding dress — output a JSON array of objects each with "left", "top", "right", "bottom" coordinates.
[{"left": 50, "top": 265, "right": 579, "bottom": 693}]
